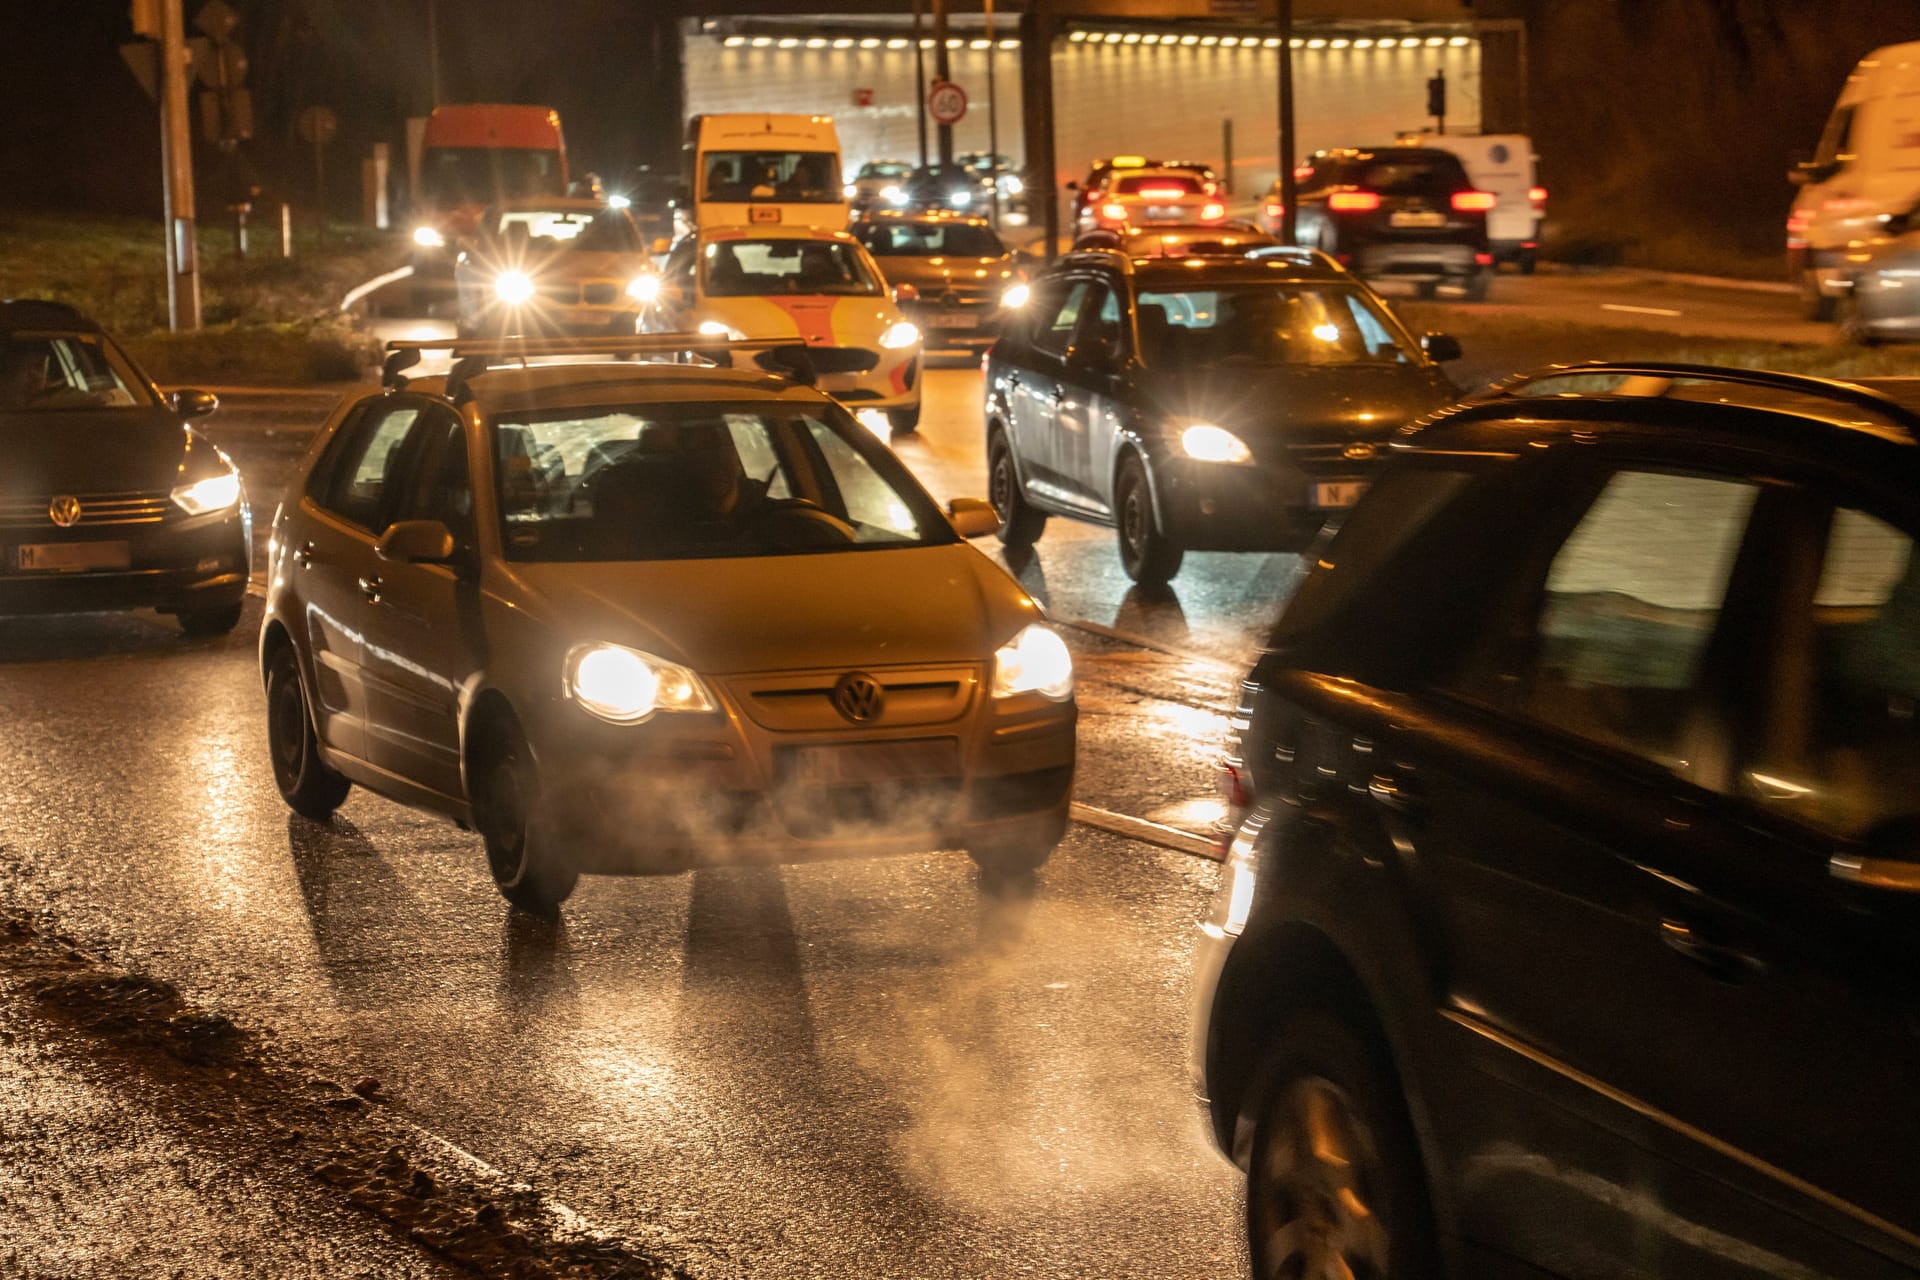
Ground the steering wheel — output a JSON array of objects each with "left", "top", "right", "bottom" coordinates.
[{"left": 751, "top": 497, "right": 857, "bottom": 547}]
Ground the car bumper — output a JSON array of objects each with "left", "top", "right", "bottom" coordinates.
[
  {"left": 813, "top": 349, "right": 921, "bottom": 411},
  {"left": 900, "top": 303, "right": 1008, "bottom": 349},
  {"left": 522, "top": 679, "right": 1076, "bottom": 873},
  {"left": 1356, "top": 241, "right": 1481, "bottom": 280},
  {"left": 0, "top": 506, "right": 251, "bottom": 617},
  {"left": 1155, "top": 454, "right": 1372, "bottom": 552}
]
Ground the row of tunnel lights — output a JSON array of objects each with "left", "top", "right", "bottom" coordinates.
[{"left": 717, "top": 33, "right": 1475, "bottom": 52}]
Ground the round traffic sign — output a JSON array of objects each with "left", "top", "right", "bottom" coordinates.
[
  {"left": 928, "top": 80, "right": 968, "bottom": 126},
  {"left": 297, "top": 105, "right": 338, "bottom": 145}
]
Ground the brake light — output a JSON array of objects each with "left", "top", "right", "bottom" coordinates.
[
  {"left": 1451, "top": 190, "right": 1496, "bottom": 212},
  {"left": 1201, "top": 202, "right": 1226, "bottom": 221},
  {"left": 1264, "top": 201, "right": 1285, "bottom": 218},
  {"left": 1294, "top": 164, "right": 1314, "bottom": 180},
  {"left": 1328, "top": 190, "right": 1381, "bottom": 212},
  {"left": 1139, "top": 186, "right": 1187, "bottom": 199},
  {"left": 1218, "top": 761, "right": 1250, "bottom": 809},
  {"left": 1101, "top": 202, "right": 1128, "bottom": 221},
  {"left": 1475, "top": 252, "right": 1494, "bottom": 266},
  {"left": 1528, "top": 185, "right": 1548, "bottom": 210}
]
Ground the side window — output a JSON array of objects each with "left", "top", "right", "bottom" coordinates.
[
  {"left": 1754, "top": 508, "right": 1919, "bottom": 836},
  {"left": 1074, "top": 283, "right": 1126, "bottom": 353},
  {"left": 1476, "top": 470, "right": 1761, "bottom": 776},
  {"left": 399, "top": 412, "right": 475, "bottom": 543},
  {"left": 1816, "top": 103, "right": 1857, "bottom": 167},
  {"left": 1032, "top": 279, "right": 1092, "bottom": 357},
  {"left": 317, "top": 404, "right": 423, "bottom": 531},
  {"left": 802, "top": 417, "right": 924, "bottom": 540}
]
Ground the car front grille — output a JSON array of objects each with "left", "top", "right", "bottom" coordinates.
[
  {"left": 733, "top": 665, "right": 977, "bottom": 731},
  {"left": 1286, "top": 443, "right": 1388, "bottom": 477},
  {"left": 754, "top": 347, "right": 880, "bottom": 375},
  {"left": 0, "top": 490, "right": 173, "bottom": 530},
  {"left": 534, "top": 280, "right": 625, "bottom": 305}
]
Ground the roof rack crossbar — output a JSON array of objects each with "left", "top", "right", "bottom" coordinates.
[{"left": 1487, "top": 361, "right": 1920, "bottom": 436}]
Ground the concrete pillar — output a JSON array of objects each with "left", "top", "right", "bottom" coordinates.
[
  {"left": 640, "top": 3, "right": 688, "bottom": 177},
  {"left": 1020, "top": 0, "right": 1058, "bottom": 259}
]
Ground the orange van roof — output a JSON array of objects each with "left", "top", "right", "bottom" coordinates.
[{"left": 423, "top": 104, "right": 563, "bottom": 150}]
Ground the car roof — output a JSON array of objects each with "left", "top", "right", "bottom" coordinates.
[
  {"left": 1312, "top": 146, "right": 1462, "bottom": 165},
  {"left": 700, "top": 225, "right": 857, "bottom": 243},
  {"left": 859, "top": 209, "right": 994, "bottom": 227},
  {"left": 0, "top": 299, "right": 102, "bottom": 335},
  {"left": 414, "top": 360, "right": 824, "bottom": 416},
  {"left": 1061, "top": 246, "right": 1351, "bottom": 284}
]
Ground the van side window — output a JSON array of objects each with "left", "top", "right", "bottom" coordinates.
[{"left": 1816, "top": 104, "right": 1857, "bottom": 166}]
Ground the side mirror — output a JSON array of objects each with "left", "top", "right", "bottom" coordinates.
[
  {"left": 1421, "top": 331, "right": 1462, "bottom": 363},
  {"left": 1831, "top": 816, "right": 1920, "bottom": 893},
  {"left": 1064, "top": 180, "right": 1080, "bottom": 192},
  {"left": 1790, "top": 157, "right": 1840, "bottom": 187},
  {"left": 893, "top": 282, "right": 920, "bottom": 303},
  {"left": 170, "top": 388, "right": 218, "bottom": 419},
  {"left": 376, "top": 519, "right": 458, "bottom": 565},
  {"left": 947, "top": 497, "right": 999, "bottom": 539}
]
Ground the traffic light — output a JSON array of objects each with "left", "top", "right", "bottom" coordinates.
[{"left": 1427, "top": 70, "right": 1447, "bottom": 125}]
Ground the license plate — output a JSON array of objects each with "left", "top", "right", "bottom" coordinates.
[
  {"left": 1312, "top": 481, "right": 1369, "bottom": 509},
  {"left": 750, "top": 206, "right": 782, "bottom": 223},
  {"left": 1390, "top": 211, "right": 1446, "bottom": 228},
  {"left": 935, "top": 311, "right": 979, "bottom": 330},
  {"left": 14, "top": 541, "right": 131, "bottom": 572},
  {"left": 784, "top": 738, "right": 960, "bottom": 786},
  {"left": 1146, "top": 206, "right": 1185, "bottom": 220}
]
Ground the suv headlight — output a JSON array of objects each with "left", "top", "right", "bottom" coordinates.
[
  {"left": 564, "top": 643, "right": 716, "bottom": 725},
  {"left": 627, "top": 274, "right": 662, "bottom": 302},
  {"left": 412, "top": 225, "right": 445, "bottom": 248},
  {"left": 1180, "top": 422, "right": 1253, "bottom": 465},
  {"left": 697, "top": 320, "right": 748, "bottom": 340},
  {"left": 170, "top": 470, "right": 241, "bottom": 516},
  {"left": 879, "top": 320, "right": 921, "bottom": 350},
  {"left": 494, "top": 271, "right": 535, "bottom": 304},
  {"left": 1000, "top": 282, "right": 1031, "bottom": 309},
  {"left": 992, "top": 624, "right": 1073, "bottom": 701}
]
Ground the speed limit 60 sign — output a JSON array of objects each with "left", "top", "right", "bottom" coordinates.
[{"left": 928, "top": 80, "right": 968, "bottom": 125}]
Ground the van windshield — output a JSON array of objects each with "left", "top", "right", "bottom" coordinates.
[
  {"left": 421, "top": 148, "right": 565, "bottom": 205},
  {"left": 702, "top": 151, "right": 841, "bottom": 204}
]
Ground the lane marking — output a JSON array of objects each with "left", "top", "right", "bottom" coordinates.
[
  {"left": 341, "top": 264, "right": 414, "bottom": 312},
  {"left": 1072, "top": 801, "right": 1220, "bottom": 861},
  {"left": 1600, "top": 303, "right": 1684, "bottom": 317},
  {"left": 1061, "top": 616, "right": 1241, "bottom": 672}
]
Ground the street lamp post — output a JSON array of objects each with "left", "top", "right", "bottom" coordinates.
[{"left": 1276, "top": 0, "right": 1297, "bottom": 245}]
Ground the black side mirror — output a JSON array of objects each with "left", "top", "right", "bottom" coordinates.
[
  {"left": 1063, "top": 180, "right": 1080, "bottom": 192},
  {"left": 376, "top": 519, "right": 458, "bottom": 565},
  {"left": 169, "top": 388, "right": 219, "bottom": 419},
  {"left": 1421, "top": 331, "right": 1462, "bottom": 363}
]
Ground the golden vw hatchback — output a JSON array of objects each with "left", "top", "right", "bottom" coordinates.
[{"left": 260, "top": 338, "right": 1075, "bottom": 913}]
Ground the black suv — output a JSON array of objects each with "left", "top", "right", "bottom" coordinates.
[
  {"left": 1270, "top": 146, "right": 1494, "bottom": 300},
  {"left": 983, "top": 247, "right": 1460, "bottom": 583},
  {"left": 1191, "top": 365, "right": 1920, "bottom": 1279}
]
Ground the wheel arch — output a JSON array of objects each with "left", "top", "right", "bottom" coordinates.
[{"left": 459, "top": 687, "right": 524, "bottom": 800}]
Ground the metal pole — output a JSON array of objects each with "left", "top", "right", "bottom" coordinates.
[
  {"left": 1019, "top": 0, "right": 1058, "bottom": 260},
  {"left": 913, "top": 0, "right": 929, "bottom": 168},
  {"left": 158, "top": 0, "right": 200, "bottom": 331},
  {"left": 1276, "top": 0, "right": 1297, "bottom": 245},
  {"left": 932, "top": 0, "right": 953, "bottom": 167},
  {"left": 427, "top": 0, "right": 442, "bottom": 108},
  {"left": 986, "top": 0, "right": 1000, "bottom": 226}
]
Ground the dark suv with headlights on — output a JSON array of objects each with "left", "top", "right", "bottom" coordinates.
[
  {"left": 983, "top": 247, "right": 1460, "bottom": 583},
  {"left": 1273, "top": 146, "right": 1494, "bottom": 300},
  {"left": 0, "top": 300, "right": 248, "bottom": 634},
  {"left": 1191, "top": 364, "right": 1920, "bottom": 1279}
]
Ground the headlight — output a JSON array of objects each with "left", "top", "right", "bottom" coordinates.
[
  {"left": 494, "top": 271, "right": 535, "bottom": 304},
  {"left": 412, "top": 225, "right": 445, "bottom": 248},
  {"left": 1003, "top": 175, "right": 1024, "bottom": 195},
  {"left": 843, "top": 183, "right": 859, "bottom": 198},
  {"left": 170, "top": 470, "right": 241, "bottom": 516},
  {"left": 878, "top": 320, "right": 921, "bottom": 349},
  {"left": 883, "top": 185, "right": 906, "bottom": 205},
  {"left": 1180, "top": 423, "right": 1253, "bottom": 465},
  {"left": 627, "top": 274, "right": 662, "bottom": 302},
  {"left": 992, "top": 623, "right": 1073, "bottom": 701},
  {"left": 1201, "top": 202, "right": 1226, "bottom": 220},
  {"left": 1000, "top": 282, "right": 1031, "bottom": 309},
  {"left": 697, "top": 320, "right": 748, "bottom": 340},
  {"left": 607, "top": 193, "right": 631, "bottom": 209},
  {"left": 951, "top": 189, "right": 973, "bottom": 207},
  {"left": 564, "top": 643, "right": 716, "bottom": 725}
]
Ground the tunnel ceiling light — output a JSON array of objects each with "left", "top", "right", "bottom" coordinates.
[
  {"left": 1264, "top": 37, "right": 1282, "bottom": 48},
  {"left": 1179, "top": 33, "right": 1199, "bottom": 45},
  {"left": 1377, "top": 37, "right": 1397, "bottom": 47},
  {"left": 722, "top": 35, "right": 745, "bottom": 47},
  {"left": 805, "top": 37, "right": 827, "bottom": 48},
  {"left": 833, "top": 37, "right": 854, "bottom": 49},
  {"left": 1103, "top": 32, "right": 1122, "bottom": 43},
  {"left": 1200, "top": 34, "right": 1219, "bottom": 45},
  {"left": 1122, "top": 32, "right": 1141, "bottom": 43},
  {"left": 1354, "top": 37, "right": 1374, "bottom": 48},
  {"left": 971, "top": 37, "right": 991, "bottom": 49},
  {"left": 886, "top": 37, "right": 909, "bottom": 48},
  {"left": 1450, "top": 35, "right": 1472, "bottom": 46},
  {"left": 1220, "top": 36, "right": 1238, "bottom": 46},
  {"left": 1069, "top": 29, "right": 1087, "bottom": 41},
  {"left": 777, "top": 37, "right": 799, "bottom": 48},
  {"left": 1307, "top": 37, "right": 1328, "bottom": 48},
  {"left": 859, "top": 37, "right": 879, "bottom": 48},
  {"left": 999, "top": 39, "right": 1019, "bottom": 49},
  {"left": 1329, "top": 37, "right": 1350, "bottom": 48}
]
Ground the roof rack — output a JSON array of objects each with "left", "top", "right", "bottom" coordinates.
[
  {"left": 380, "top": 334, "right": 810, "bottom": 399},
  {"left": 1244, "top": 244, "right": 1344, "bottom": 270},
  {"left": 1483, "top": 361, "right": 1920, "bottom": 436}
]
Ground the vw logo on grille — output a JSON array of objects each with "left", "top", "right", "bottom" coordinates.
[
  {"left": 1342, "top": 442, "right": 1377, "bottom": 461},
  {"left": 48, "top": 495, "right": 82, "bottom": 527},
  {"left": 831, "top": 672, "right": 885, "bottom": 724}
]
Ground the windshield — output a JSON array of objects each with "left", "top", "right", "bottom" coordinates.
[
  {"left": 493, "top": 401, "right": 954, "bottom": 562},
  {"left": 701, "top": 151, "right": 840, "bottom": 203},
  {"left": 856, "top": 222, "right": 1008, "bottom": 257},
  {"left": 857, "top": 162, "right": 911, "bottom": 180},
  {"left": 0, "top": 334, "right": 150, "bottom": 412},
  {"left": 494, "top": 207, "right": 644, "bottom": 252},
  {"left": 701, "top": 239, "right": 882, "bottom": 297},
  {"left": 420, "top": 147, "right": 564, "bottom": 205},
  {"left": 1134, "top": 285, "right": 1420, "bottom": 367}
]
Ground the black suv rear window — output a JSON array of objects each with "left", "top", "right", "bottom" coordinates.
[{"left": 1356, "top": 156, "right": 1470, "bottom": 194}]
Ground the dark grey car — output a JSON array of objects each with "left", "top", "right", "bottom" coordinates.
[{"left": 1842, "top": 220, "right": 1920, "bottom": 344}]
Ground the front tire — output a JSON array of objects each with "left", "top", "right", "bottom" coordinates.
[
  {"left": 888, "top": 403, "right": 922, "bottom": 434},
  {"left": 1246, "top": 1012, "right": 1440, "bottom": 1280},
  {"left": 1800, "top": 268, "right": 1836, "bottom": 322},
  {"left": 472, "top": 719, "right": 578, "bottom": 916},
  {"left": 1836, "top": 290, "right": 1879, "bottom": 346},
  {"left": 1461, "top": 269, "right": 1490, "bottom": 303},
  {"left": 989, "top": 430, "right": 1047, "bottom": 549},
  {"left": 178, "top": 601, "right": 243, "bottom": 636},
  {"left": 265, "top": 643, "right": 351, "bottom": 822},
  {"left": 1115, "top": 453, "right": 1183, "bottom": 584}
]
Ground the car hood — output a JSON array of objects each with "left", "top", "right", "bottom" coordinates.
[
  {"left": 0, "top": 409, "right": 196, "bottom": 496},
  {"left": 875, "top": 256, "right": 1019, "bottom": 290},
  {"left": 1141, "top": 363, "right": 1456, "bottom": 443},
  {"left": 462, "top": 249, "right": 646, "bottom": 282},
  {"left": 507, "top": 542, "right": 1040, "bottom": 675},
  {"left": 701, "top": 295, "right": 902, "bottom": 346}
]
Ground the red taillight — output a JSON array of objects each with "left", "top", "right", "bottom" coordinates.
[
  {"left": 1264, "top": 201, "right": 1285, "bottom": 218},
  {"left": 1528, "top": 185, "right": 1548, "bottom": 210},
  {"left": 1328, "top": 190, "right": 1381, "bottom": 213},
  {"left": 1293, "top": 164, "right": 1314, "bottom": 180},
  {"left": 1201, "top": 202, "right": 1226, "bottom": 221},
  {"left": 1202, "top": 180, "right": 1219, "bottom": 196},
  {"left": 1475, "top": 252, "right": 1494, "bottom": 266},
  {"left": 1139, "top": 185, "right": 1187, "bottom": 199},
  {"left": 1217, "top": 762, "right": 1250, "bottom": 809},
  {"left": 1451, "top": 190, "right": 1496, "bottom": 212}
]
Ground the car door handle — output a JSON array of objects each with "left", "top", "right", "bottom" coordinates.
[
  {"left": 1005, "top": 371, "right": 1022, "bottom": 391},
  {"left": 1659, "top": 918, "right": 1770, "bottom": 983},
  {"left": 290, "top": 541, "right": 315, "bottom": 569},
  {"left": 1050, "top": 387, "right": 1066, "bottom": 406},
  {"left": 357, "top": 576, "right": 383, "bottom": 605}
]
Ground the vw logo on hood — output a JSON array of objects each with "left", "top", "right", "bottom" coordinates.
[
  {"left": 831, "top": 671, "right": 885, "bottom": 723},
  {"left": 48, "top": 495, "right": 82, "bottom": 528}
]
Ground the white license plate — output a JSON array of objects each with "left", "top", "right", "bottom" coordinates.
[
  {"left": 1390, "top": 211, "right": 1447, "bottom": 228},
  {"left": 15, "top": 541, "right": 131, "bottom": 572},
  {"left": 935, "top": 311, "right": 980, "bottom": 330},
  {"left": 785, "top": 739, "right": 959, "bottom": 786},
  {"left": 1145, "top": 206, "right": 1186, "bottom": 220},
  {"left": 1312, "top": 481, "right": 1369, "bottom": 509}
]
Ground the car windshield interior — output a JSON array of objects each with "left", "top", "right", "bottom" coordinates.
[
  {"left": 701, "top": 240, "right": 882, "bottom": 296},
  {"left": 492, "top": 401, "right": 953, "bottom": 562},
  {"left": 493, "top": 208, "right": 644, "bottom": 252},
  {"left": 1134, "top": 286, "right": 1417, "bottom": 366},
  {"left": 702, "top": 151, "right": 840, "bottom": 203},
  {"left": 857, "top": 222, "right": 1007, "bottom": 257},
  {"left": 420, "top": 148, "right": 564, "bottom": 205},
  {"left": 0, "top": 335, "right": 148, "bottom": 412}
]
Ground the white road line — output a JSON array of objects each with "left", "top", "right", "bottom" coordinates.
[
  {"left": 1060, "top": 617, "right": 1240, "bottom": 672},
  {"left": 340, "top": 265, "right": 414, "bottom": 312},
  {"left": 1071, "top": 801, "right": 1220, "bottom": 860},
  {"left": 1600, "top": 303, "right": 1685, "bottom": 318}
]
